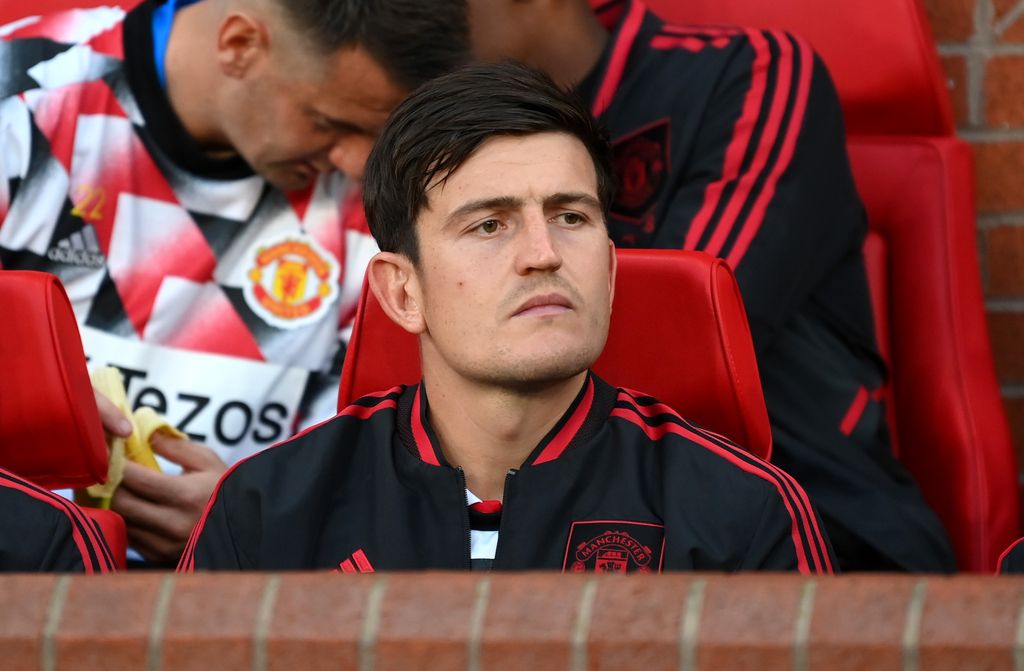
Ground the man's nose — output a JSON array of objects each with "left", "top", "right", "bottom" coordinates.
[
  {"left": 514, "top": 212, "right": 563, "bottom": 275},
  {"left": 327, "top": 137, "right": 373, "bottom": 180}
]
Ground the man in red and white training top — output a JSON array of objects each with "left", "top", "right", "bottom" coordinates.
[
  {"left": 0, "top": 0, "right": 468, "bottom": 563},
  {"left": 464, "top": 0, "right": 955, "bottom": 572},
  {"left": 0, "top": 467, "right": 116, "bottom": 573},
  {"left": 181, "top": 63, "right": 835, "bottom": 574}
]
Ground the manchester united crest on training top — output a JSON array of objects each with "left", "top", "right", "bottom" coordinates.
[
  {"left": 563, "top": 520, "right": 665, "bottom": 574},
  {"left": 243, "top": 232, "right": 340, "bottom": 329}
]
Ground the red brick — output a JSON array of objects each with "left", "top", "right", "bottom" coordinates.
[
  {"left": 1002, "top": 396, "right": 1024, "bottom": 472},
  {"left": 479, "top": 573, "right": 587, "bottom": 671},
  {"left": 987, "top": 310, "right": 1024, "bottom": 382},
  {"left": 807, "top": 576, "right": 914, "bottom": 671},
  {"left": 919, "top": 576, "right": 1024, "bottom": 669},
  {"left": 55, "top": 574, "right": 163, "bottom": 671},
  {"left": 267, "top": 574, "right": 376, "bottom": 671},
  {"left": 922, "top": 0, "right": 976, "bottom": 41},
  {"left": 986, "top": 56, "right": 1024, "bottom": 126},
  {"left": 940, "top": 55, "right": 969, "bottom": 127},
  {"left": 587, "top": 574, "right": 696, "bottom": 671},
  {"left": 974, "top": 141, "right": 1024, "bottom": 212},
  {"left": 160, "top": 573, "right": 267, "bottom": 671},
  {"left": 995, "top": 0, "right": 1024, "bottom": 42},
  {"left": 697, "top": 574, "right": 804, "bottom": 670},
  {"left": 985, "top": 225, "right": 1024, "bottom": 296},
  {"left": 376, "top": 573, "right": 480, "bottom": 671},
  {"left": 0, "top": 575, "right": 58, "bottom": 671}
]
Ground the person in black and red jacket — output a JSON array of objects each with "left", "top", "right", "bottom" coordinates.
[
  {"left": 180, "top": 62, "right": 834, "bottom": 575},
  {"left": 0, "top": 467, "right": 116, "bottom": 573},
  {"left": 464, "top": 0, "right": 955, "bottom": 571}
]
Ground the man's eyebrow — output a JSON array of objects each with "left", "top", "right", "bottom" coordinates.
[
  {"left": 543, "top": 192, "right": 602, "bottom": 210},
  {"left": 446, "top": 196, "right": 524, "bottom": 225}
]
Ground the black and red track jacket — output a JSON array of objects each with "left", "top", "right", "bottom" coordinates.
[
  {"left": 0, "top": 468, "right": 116, "bottom": 573},
  {"left": 180, "top": 374, "right": 834, "bottom": 574},
  {"left": 583, "top": 0, "right": 955, "bottom": 571}
]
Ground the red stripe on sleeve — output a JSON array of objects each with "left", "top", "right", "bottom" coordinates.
[
  {"left": 726, "top": 34, "right": 814, "bottom": 268},
  {"left": 684, "top": 29, "right": 771, "bottom": 251},
  {"left": 839, "top": 386, "right": 869, "bottom": 437},
  {"left": 612, "top": 393, "right": 833, "bottom": 574},
  {"left": 179, "top": 392, "right": 401, "bottom": 571},
  {"left": 702, "top": 30, "right": 793, "bottom": 259},
  {"left": 0, "top": 475, "right": 110, "bottom": 573},
  {"left": 591, "top": 0, "right": 646, "bottom": 118}
]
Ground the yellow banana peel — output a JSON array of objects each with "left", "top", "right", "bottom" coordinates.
[{"left": 75, "top": 367, "right": 184, "bottom": 509}]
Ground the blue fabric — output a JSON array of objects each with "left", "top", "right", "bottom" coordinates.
[{"left": 151, "top": 0, "right": 203, "bottom": 88}]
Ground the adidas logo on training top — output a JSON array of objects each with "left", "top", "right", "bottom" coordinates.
[{"left": 47, "top": 227, "right": 105, "bottom": 268}]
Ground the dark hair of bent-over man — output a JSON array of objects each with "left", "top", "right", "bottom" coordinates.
[
  {"left": 273, "top": 0, "right": 470, "bottom": 91},
  {"left": 363, "top": 61, "right": 615, "bottom": 265}
]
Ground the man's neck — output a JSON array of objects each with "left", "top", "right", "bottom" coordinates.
[
  {"left": 423, "top": 365, "right": 589, "bottom": 502},
  {"left": 163, "top": 1, "right": 235, "bottom": 154}
]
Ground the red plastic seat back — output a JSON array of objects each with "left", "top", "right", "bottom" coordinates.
[
  {"left": 339, "top": 249, "right": 772, "bottom": 459},
  {"left": 593, "top": 0, "right": 953, "bottom": 136},
  {"left": 0, "top": 271, "right": 108, "bottom": 489},
  {"left": 850, "top": 137, "right": 1021, "bottom": 572}
]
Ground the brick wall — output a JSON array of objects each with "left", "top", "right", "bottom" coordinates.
[
  {"left": 924, "top": 0, "right": 1024, "bottom": 492},
  {"left": 2, "top": 572, "right": 1021, "bottom": 671}
]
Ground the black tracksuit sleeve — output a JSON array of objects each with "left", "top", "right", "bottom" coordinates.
[
  {"left": 178, "top": 471, "right": 249, "bottom": 571},
  {"left": 0, "top": 474, "right": 117, "bottom": 573},
  {"left": 654, "top": 32, "right": 865, "bottom": 351},
  {"left": 738, "top": 485, "right": 838, "bottom": 572}
]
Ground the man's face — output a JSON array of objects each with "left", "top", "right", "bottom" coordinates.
[
  {"left": 224, "top": 45, "right": 407, "bottom": 190},
  {"left": 413, "top": 132, "right": 615, "bottom": 388}
]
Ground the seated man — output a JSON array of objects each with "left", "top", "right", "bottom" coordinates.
[
  {"left": 464, "top": 0, "right": 955, "bottom": 572},
  {"left": 180, "top": 62, "right": 834, "bottom": 574},
  {"left": 0, "top": 467, "right": 116, "bottom": 573}
]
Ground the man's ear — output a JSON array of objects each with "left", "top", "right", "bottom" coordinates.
[
  {"left": 215, "top": 12, "right": 269, "bottom": 78},
  {"left": 368, "top": 252, "right": 427, "bottom": 335},
  {"left": 607, "top": 239, "right": 617, "bottom": 311}
]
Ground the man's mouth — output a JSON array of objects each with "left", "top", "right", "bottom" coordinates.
[{"left": 511, "top": 292, "right": 574, "bottom": 318}]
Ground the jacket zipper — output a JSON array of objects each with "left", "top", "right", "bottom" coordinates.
[
  {"left": 456, "top": 467, "right": 472, "bottom": 569},
  {"left": 490, "top": 469, "right": 517, "bottom": 568}
]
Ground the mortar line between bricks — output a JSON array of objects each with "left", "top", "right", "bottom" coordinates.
[
  {"left": 792, "top": 580, "right": 816, "bottom": 671},
  {"left": 901, "top": 579, "right": 927, "bottom": 671},
  {"left": 40, "top": 575, "right": 70, "bottom": 671},
  {"left": 147, "top": 574, "right": 175, "bottom": 671},
  {"left": 994, "top": 1, "right": 1024, "bottom": 37},
  {"left": 252, "top": 576, "right": 280, "bottom": 671},
  {"left": 467, "top": 577, "right": 491, "bottom": 671},
  {"left": 1015, "top": 587, "right": 1024, "bottom": 671},
  {"left": 570, "top": 578, "right": 599, "bottom": 671},
  {"left": 679, "top": 578, "right": 706, "bottom": 671},
  {"left": 359, "top": 575, "right": 388, "bottom": 671}
]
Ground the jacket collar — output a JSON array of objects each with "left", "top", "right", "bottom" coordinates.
[{"left": 397, "top": 371, "right": 616, "bottom": 468}]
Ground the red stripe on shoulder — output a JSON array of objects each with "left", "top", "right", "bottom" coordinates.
[
  {"left": 684, "top": 28, "right": 771, "bottom": 252},
  {"left": 612, "top": 392, "right": 833, "bottom": 574},
  {"left": 178, "top": 389, "right": 402, "bottom": 571},
  {"left": 726, "top": 33, "right": 813, "bottom": 268},
  {"left": 702, "top": 29, "right": 794, "bottom": 260},
  {"left": 591, "top": 0, "right": 646, "bottom": 117},
  {"left": 0, "top": 472, "right": 112, "bottom": 573},
  {"left": 997, "top": 537, "right": 1024, "bottom": 575}
]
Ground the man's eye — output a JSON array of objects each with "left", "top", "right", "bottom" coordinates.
[
  {"left": 476, "top": 219, "right": 501, "bottom": 234},
  {"left": 557, "top": 212, "right": 584, "bottom": 225}
]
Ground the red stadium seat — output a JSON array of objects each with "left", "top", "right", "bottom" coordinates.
[
  {"left": 592, "top": 0, "right": 954, "bottom": 136},
  {"left": 339, "top": 249, "right": 773, "bottom": 459},
  {"left": 850, "top": 136, "right": 1020, "bottom": 573},
  {"left": 0, "top": 271, "right": 127, "bottom": 568}
]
